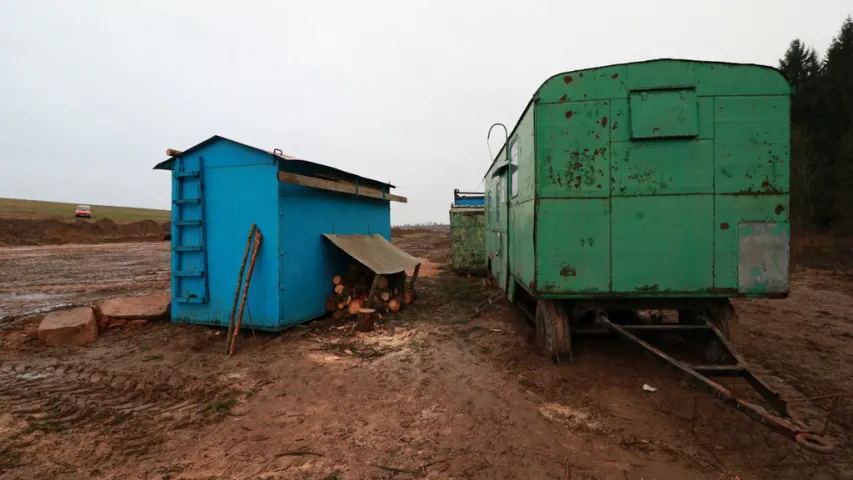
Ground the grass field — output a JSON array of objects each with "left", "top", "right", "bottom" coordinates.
[{"left": 0, "top": 198, "right": 171, "bottom": 223}]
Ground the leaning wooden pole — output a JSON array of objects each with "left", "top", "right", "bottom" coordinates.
[
  {"left": 224, "top": 223, "right": 257, "bottom": 354},
  {"left": 229, "top": 229, "right": 262, "bottom": 356}
]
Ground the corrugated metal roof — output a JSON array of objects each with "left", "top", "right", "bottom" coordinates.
[
  {"left": 323, "top": 234, "right": 420, "bottom": 275},
  {"left": 154, "top": 135, "right": 394, "bottom": 188}
]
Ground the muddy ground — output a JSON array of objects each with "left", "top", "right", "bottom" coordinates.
[{"left": 0, "top": 229, "right": 851, "bottom": 479}]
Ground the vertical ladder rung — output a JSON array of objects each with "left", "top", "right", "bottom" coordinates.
[
  {"left": 173, "top": 245, "right": 203, "bottom": 252},
  {"left": 173, "top": 270, "right": 204, "bottom": 277},
  {"left": 175, "top": 220, "right": 201, "bottom": 227}
]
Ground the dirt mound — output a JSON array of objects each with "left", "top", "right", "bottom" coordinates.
[{"left": 0, "top": 218, "right": 170, "bottom": 246}]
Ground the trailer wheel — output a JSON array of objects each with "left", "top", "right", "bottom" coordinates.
[{"left": 535, "top": 300, "right": 572, "bottom": 363}]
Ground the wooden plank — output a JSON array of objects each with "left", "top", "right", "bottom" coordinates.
[{"left": 277, "top": 172, "right": 407, "bottom": 203}]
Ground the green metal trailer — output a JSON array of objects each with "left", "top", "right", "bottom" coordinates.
[
  {"left": 484, "top": 59, "right": 830, "bottom": 451},
  {"left": 450, "top": 190, "right": 486, "bottom": 274}
]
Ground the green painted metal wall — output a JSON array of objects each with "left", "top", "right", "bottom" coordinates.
[
  {"left": 485, "top": 59, "right": 791, "bottom": 299},
  {"left": 450, "top": 207, "right": 486, "bottom": 273},
  {"left": 485, "top": 144, "right": 508, "bottom": 290}
]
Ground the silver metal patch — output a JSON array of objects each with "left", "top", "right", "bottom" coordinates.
[{"left": 738, "top": 222, "right": 790, "bottom": 294}]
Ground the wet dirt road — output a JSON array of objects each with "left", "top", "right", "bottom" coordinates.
[
  {"left": 0, "top": 242, "right": 170, "bottom": 319},
  {"left": 0, "top": 233, "right": 851, "bottom": 479}
]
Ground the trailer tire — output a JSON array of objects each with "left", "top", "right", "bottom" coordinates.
[{"left": 535, "top": 300, "right": 572, "bottom": 363}]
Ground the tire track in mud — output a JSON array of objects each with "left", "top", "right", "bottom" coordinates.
[{"left": 0, "top": 360, "right": 223, "bottom": 464}]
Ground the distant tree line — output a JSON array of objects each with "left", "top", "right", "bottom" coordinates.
[{"left": 779, "top": 16, "right": 853, "bottom": 231}]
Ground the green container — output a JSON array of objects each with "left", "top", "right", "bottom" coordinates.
[
  {"left": 450, "top": 206, "right": 486, "bottom": 274},
  {"left": 484, "top": 59, "right": 792, "bottom": 300}
]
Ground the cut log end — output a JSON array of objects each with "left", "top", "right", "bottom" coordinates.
[
  {"left": 348, "top": 299, "right": 363, "bottom": 316},
  {"left": 356, "top": 308, "right": 376, "bottom": 332},
  {"left": 332, "top": 275, "right": 342, "bottom": 286},
  {"left": 388, "top": 298, "right": 401, "bottom": 313}
]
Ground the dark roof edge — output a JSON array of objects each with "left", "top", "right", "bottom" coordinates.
[{"left": 153, "top": 135, "right": 395, "bottom": 189}]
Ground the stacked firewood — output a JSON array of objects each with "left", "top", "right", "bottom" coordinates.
[{"left": 326, "top": 263, "right": 414, "bottom": 321}]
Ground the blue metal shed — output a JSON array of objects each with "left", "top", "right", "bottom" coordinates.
[
  {"left": 452, "top": 189, "right": 484, "bottom": 207},
  {"left": 154, "top": 135, "right": 412, "bottom": 331}
]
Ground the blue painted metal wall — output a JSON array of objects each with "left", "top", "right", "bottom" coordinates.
[
  {"left": 169, "top": 141, "right": 281, "bottom": 330},
  {"left": 277, "top": 167, "right": 391, "bottom": 327},
  {"left": 165, "top": 136, "right": 392, "bottom": 331},
  {"left": 454, "top": 198, "right": 484, "bottom": 207}
]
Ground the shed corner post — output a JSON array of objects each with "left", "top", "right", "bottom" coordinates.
[
  {"left": 410, "top": 263, "right": 421, "bottom": 291},
  {"left": 367, "top": 273, "right": 383, "bottom": 308}
]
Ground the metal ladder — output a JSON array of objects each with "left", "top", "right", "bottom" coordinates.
[{"left": 171, "top": 156, "right": 209, "bottom": 303}]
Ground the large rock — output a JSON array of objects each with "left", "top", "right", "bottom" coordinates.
[
  {"left": 38, "top": 307, "right": 98, "bottom": 346},
  {"left": 100, "top": 295, "right": 171, "bottom": 320}
]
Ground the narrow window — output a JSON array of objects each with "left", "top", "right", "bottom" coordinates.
[
  {"left": 510, "top": 140, "right": 519, "bottom": 198},
  {"left": 486, "top": 191, "right": 492, "bottom": 226},
  {"left": 495, "top": 180, "right": 501, "bottom": 227}
]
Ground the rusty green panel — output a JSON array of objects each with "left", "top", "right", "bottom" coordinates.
[
  {"left": 450, "top": 207, "right": 485, "bottom": 273},
  {"left": 715, "top": 96, "right": 790, "bottom": 194},
  {"left": 535, "top": 101, "right": 611, "bottom": 198},
  {"left": 536, "top": 199, "right": 610, "bottom": 293},
  {"left": 508, "top": 107, "right": 536, "bottom": 289},
  {"left": 509, "top": 200, "right": 535, "bottom": 288},
  {"left": 484, "top": 146, "right": 507, "bottom": 284},
  {"left": 514, "top": 107, "right": 536, "bottom": 203},
  {"left": 714, "top": 195, "right": 789, "bottom": 291},
  {"left": 694, "top": 63, "right": 792, "bottom": 96},
  {"left": 611, "top": 196, "right": 713, "bottom": 292},
  {"left": 611, "top": 140, "right": 713, "bottom": 196},
  {"left": 537, "top": 65, "right": 627, "bottom": 103},
  {"left": 626, "top": 60, "right": 697, "bottom": 90},
  {"left": 629, "top": 89, "right": 698, "bottom": 139},
  {"left": 613, "top": 96, "right": 712, "bottom": 142}
]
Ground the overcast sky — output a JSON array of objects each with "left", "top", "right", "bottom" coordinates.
[{"left": 0, "top": 1, "right": 849, "bottom": 225}]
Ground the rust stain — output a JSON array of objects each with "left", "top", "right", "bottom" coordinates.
[
  {"left": 775, "top": 204, "right": 784, "bottom": 215},
  {"left": 611, "top": 73, "right": 619, "bottom": 79},
  {"left": 593, "top": 149, "right": 599, "bottom": 155},
  {"left": 579, "top": 72, "right": 584, "bottom": 78},
  {"left": 612, "top": 121, "right": 618, "bottom": 130},
  {"left": 559, "top": 94, "right": 567, "bottom": 102},
  {"left": 720, "top": 223, "right": 729, "bottom": 230},
  {"left": 563, "top": 75, "right": 574, "bottom": 84},
  {"left": 761, "top": 179, "right": 772, "bottom": 190},
  {"left": 528, "top": 281, "right": 535, "bottom": 291},
  {"left": 565, "top": 111, "right": 574, "bottom": 119},
  {"left": 600, "top": 116, "right": 608, "bottom": 128},
  {"left": 653, "top": 127, "right": 660, "bottom": 134},
  {"left": 560, "top": 265, "right": 577, "bottom": 277},
  {"left": 637, "top": 284, "right": 660, "bottom": 292}
]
